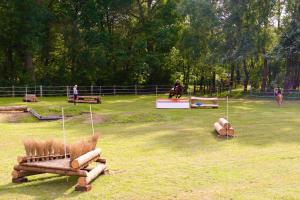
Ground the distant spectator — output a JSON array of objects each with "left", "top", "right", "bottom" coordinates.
[{"left": 73, "top": 85, "right": 78, "bottom": 105}]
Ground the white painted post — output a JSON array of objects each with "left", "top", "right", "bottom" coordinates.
[
  {"left": 99, "top": 86, "right": 102, "bottom": 96},
  {"left": 66, "top": 86, "right": 69, "bottom": 98},
  {"left": 155, "top": 85, "right": 158, "bottom": 97},
  {"left": 40, "top": 85, "right": 43, "bottom": 97},
  {"left": 12, "top": 85, "right": 15, "bottom": 97},
  {"left": 113, "top": 85, "right": 116, "bottom": 95}
]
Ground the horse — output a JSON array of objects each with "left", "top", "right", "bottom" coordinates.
[
  {"left": 275, "top": 94, "right": 283, "bottom": 106},
  {"left": 169, "top": 85, "right": 183, "bottom": 99}
]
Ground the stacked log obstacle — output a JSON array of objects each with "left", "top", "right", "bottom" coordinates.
[
  {"left": 0, "top": 106, "right": 28, "bottom": 112},
  {"left": 23, "top": 94, "right": 38, "bottom": 102},
  {"left": 190, "top": 97, "right": 219, "bottom": 108},
  {"left": 214, "top": 118, "right": 234, "bottom": 137},
  {"left": 12, "top": 134, "right": 108, "bottom": 192},
  {"left": 156, "top": 98, "right": 190, "bottom": 109},
  {"left": 68, "top": 96, "right": 101, "bottom": 104}
]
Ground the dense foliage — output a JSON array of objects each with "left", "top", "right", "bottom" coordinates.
[{"left": 0, "top": 0, "right": 299, "bottom": 90}]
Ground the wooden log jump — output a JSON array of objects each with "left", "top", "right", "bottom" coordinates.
[
  {"left": 0, "top": 106, "right": 28, "bottom": 112},
  {"left": 23, "top": 94, "right": 38, "bottom": 102},
  {"left": 214, "top": 118, "right": 235, "bottom": 137},
  {"left": 190, "top": 97, "right": 219, "bottom": 108},
  {"left": 12, "top": 138, "right": 107, "bottom": 192},
  {"left": 68, "top": 96, "right": 101, "bottom": 104}
]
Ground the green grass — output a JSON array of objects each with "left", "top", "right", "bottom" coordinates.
[{"left": 0, "top": 95, "right": 300, "bottom": 199}]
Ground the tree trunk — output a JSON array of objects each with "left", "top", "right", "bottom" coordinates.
[
  {"left": 199, "top": 75, "right": 204, "bottom": 95},
  {"left": 284, "top": 53, "right": 294, "bottom": 90},
  {"left": 261, "top": 48, "right": 269, "bottom": 91},
  {"left": 25, "top": 52, "right": 35, "bottom": 82},
  {"left": 243, "top": 60, "right": 249, "bottom": 92},
  {"left": 230, "top": 64, "right": 234, "bottom": 87},
  {"left": 211, "top": 71, "right": 216, "bottom": 93},
  {"left": 236, "top": 64, "right": 241, "bottom": 84}
]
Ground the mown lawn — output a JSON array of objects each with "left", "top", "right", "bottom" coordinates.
[{"left": 0, "top": 95, "right": 300, "bottom": 200}]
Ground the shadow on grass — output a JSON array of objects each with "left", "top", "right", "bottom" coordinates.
[{"left": 0, "top": 175, "right": 81, "bottom": 199}]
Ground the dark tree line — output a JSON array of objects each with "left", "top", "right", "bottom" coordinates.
[{"left": 0, "top": 0, "right": 299, "bottom": 91}]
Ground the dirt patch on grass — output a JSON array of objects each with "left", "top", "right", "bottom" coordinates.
[{"left": 0, "top": 113, "right": 30, "bottom": 123}]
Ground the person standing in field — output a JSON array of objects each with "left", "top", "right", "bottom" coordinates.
[{"left": 73, "top": 85, "right": 78, "bottom": 105}]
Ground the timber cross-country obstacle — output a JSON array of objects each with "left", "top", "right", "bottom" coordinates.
[
  {"left": 214, "top": 118, "right": 235, "bottom": 137},
  {"left": 156, "top": 97, "right": 219, "bottom": 109},
  {"left": 68, "top": 96, "right": 102, "bottom": 104},
  {"left": 23, "top": 94, "right": 38, "bottom": 102},
  {"left": 12, "top": 135, "right": 108, "bottom": 192},
  {"left": 0, "top": 106, "right": 62, "bottom": 120}
]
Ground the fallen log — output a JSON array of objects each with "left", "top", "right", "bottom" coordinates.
[
  {"left": 71, "top": 149, "right": 101, "bottom": 169},
  {"left": 214, "top": 122, "right": 234, "bottom": 136},
  {"left": 0, "top": 106, "right": 28, "bottom": 112},
  {"left": 218, "top": 118, "right": 231, "bottom": 129},
  {"left": 11, "top": 170, "right": 43, "bottom": 179},
  {"left": 77, "top": 163, "right": 106, "bottom": 187}
]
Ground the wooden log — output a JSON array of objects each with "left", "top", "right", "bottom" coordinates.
[
  {"left": 75, "top": 184, "right": 92, "bottom": 192},
  {"left": 95, "top": 158, "right": 106, "bottom": 164},
  {"left": 218, "top": 118, "right": 231, "bottom": 129},
  {"left": 11, "top": 170, "right": 43, "bottom": 178},
  {"left": 214, "top": 122, "right": 234, "bottom": 136},
  {"left": 12, "top": 177, "right": 28, "bottom": 183},
  {"left": 77, "top": 163, "right": 106, "bottom": 186},
  {"left": 14, "top": 165, "right": 87, "bottom": 177},
  {"left": 0, "top": 106, "right": 28, "bottom": 112},
  {"left": 71, "top": 149, "right": 101, "bottom": 169}
]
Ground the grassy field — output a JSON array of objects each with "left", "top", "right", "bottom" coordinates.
[{"left": 0, "top": 95, "right": 300, "bottom": 200}]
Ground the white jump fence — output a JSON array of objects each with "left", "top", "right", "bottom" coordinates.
[{"left": 0, "top": 85, "right": 173, "bottom": 97}]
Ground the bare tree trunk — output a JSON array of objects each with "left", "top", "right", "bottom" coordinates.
[
  {"left": 25, "top": 52, "right": 35, "bottom": 82},
  {"left": 243, "top": 60, "right": 249, "bottom": 92},
  {"left": 284, "top": 53, "right": 294, "bottom": 90},
  {"left": 230, "top": 64, "right": 234, "bottom": 87},
  {"left": 261, "top": 48, "right": 269, "bottom": 91},
  {"left": 236, "top": 64, "right": 241, "bottom": 84}
]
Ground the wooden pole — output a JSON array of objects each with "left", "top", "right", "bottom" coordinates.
[
  {"left": 71, "top": 149, "right": 101, "bottom": 169},
  {"left": 12, "top": 170, "right": 43, "bottom": 179},
  {"left": 14, "top": 165, "right": 88, "bottom": 177},
  {"left": 77, "top": 163, "right": 106, "bottom": 186}
]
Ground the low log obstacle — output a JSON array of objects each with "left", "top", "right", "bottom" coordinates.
[
  {"left": 28, "top": 109, "right": 62, "bottom": 121},
  {"left": 190, "top": 97, "right": 219, "bottom": 108},
  {"left": 156, "top": 98, "right": 190, "bottom": 109},
  {"left": 12, "top": 136, "right": 107, "bottom": 192},
  {"left": 68, "top": 96, "right": 101, "bottom": 104},
  {"left": 214, "top": 118, "right": 234, "bottom": 137},
  {"left": 23, "top": 94, "right": 38, "bottom": 102},
  {"left": 0, "top": 106, "right": 28, "bottom": 112}
]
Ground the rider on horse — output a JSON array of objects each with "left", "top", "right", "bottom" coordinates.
[{"left": 172, "top": 79, "right": 181, "bottom": 91}]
